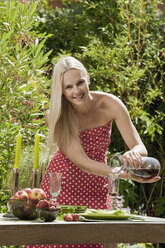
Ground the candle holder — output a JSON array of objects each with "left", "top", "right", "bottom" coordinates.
[
  {"left": 3, "top": 168, "right": 20, "bottom": 218},
  {"left": 32, "top": 169, "right": 38, "bottom": 188},
  {"left": 13, "top": 168, "right": 20, "bottom": 195}
]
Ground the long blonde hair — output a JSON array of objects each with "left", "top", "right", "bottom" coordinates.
[{"left": 48, "top": 56, "right": 88, "bottom": 154}]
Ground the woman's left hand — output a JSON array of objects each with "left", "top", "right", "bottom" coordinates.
[
  {"left": 128, "top": 171, "right": 161, "bottom": 183},
  {"left": 120, "top": 169, "right": 161, "bottom": 183}
]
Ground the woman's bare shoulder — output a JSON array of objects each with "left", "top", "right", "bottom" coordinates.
[
  {"left": 91, "top": 91, "right": 121, "bottom": 105},
  {"left": 91, "top": 91, "right": 127, "bottom": 120}
]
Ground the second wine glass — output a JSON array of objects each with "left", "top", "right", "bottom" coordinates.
[{"left": 48, "top": 172, "right": 62, "bottom": 201}]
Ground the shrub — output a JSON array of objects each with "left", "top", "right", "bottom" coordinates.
[{"left": 0, "top": 0, "right": 52, "bottom": 206}]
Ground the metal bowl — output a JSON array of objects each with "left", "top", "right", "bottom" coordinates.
[
  {"left": 36, "top": 207, "right": 61, "bottom": 222},
  {"left": 7, "top": 198, "right": 37, "bottom": 220}
]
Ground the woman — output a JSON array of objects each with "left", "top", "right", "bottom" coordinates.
[{"left": 36, "top": 56, "right": 159, "bottom": 248}]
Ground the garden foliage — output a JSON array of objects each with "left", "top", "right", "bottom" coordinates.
[{"left": 0, "top": 0, "right": 52, "bottom": 210}]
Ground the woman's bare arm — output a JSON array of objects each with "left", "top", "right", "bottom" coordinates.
[
  {"left": 61, "top": 137, "right": 112, "bottom": 177},
  {"left": 104, "top": 95, "right": 147, "bottom": 167},
  {"left": 61, "top": 137, "right": 160, "bottom": 182},
  {"left": 45, "top": 110, "right": 50, "bottom": 127}
]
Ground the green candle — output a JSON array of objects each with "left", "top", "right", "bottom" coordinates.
[
  {"left": 33, "top": 132, "right": 40, "bottom": 170},
  {"left": 14, "top": 132, "right": 22, "bottom": 169}
]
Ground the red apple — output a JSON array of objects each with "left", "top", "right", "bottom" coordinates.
[
  {"left": 22, "top": 188, "right": 32, "bottom": 196},
  {"left": 36, "top": 200, "right": 49, "bottom": 209},
  {"left": 29, "top": 188, "right": 47, "bottom": 201},
  {"left": 49, "top": 206, "right": 56, "bottom": 211},
  {"left": 13, "top": 190, "right": 29, "bottom": 200},
  {"left": 49, "top": 199, "right": 57, "bottom": 207}
]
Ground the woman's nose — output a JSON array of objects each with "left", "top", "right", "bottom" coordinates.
[{"left": 73, "top": 86, "right": 80, "bottom": 95}]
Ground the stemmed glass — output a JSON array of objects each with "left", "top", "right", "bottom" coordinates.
[{"left": 48, "top": 172, "right": 62, "bottom": 201}]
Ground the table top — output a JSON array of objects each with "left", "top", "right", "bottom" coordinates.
[{"left": 0, "top": 213, "right": 165, "bottom": 246}]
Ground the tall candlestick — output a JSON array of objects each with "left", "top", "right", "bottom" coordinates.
[
  {"left": 32, "top": 169, "right": 38, "bottom": 188},
  {"left": 14, "top": 132, "right": 22, "bottom": 169},
  {"left": 33, "top": 132, "right": 40, "bottom": 170},
  {"left": 13, "top": 168, "right": 20, "bottom": 195}
]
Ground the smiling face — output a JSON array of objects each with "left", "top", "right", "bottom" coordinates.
[{"left": 62, "top": 69, "right": 90, "bottom": 107}]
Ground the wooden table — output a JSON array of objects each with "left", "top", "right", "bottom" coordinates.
[{"left": 0, "top": 213, "right": 165, "bottom": 246}]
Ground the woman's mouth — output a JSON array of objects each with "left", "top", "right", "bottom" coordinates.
[{"left": 73, "top": 93, "right": 84, "bottom": 100}]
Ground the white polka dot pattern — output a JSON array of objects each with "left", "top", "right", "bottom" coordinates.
[{"left": 26, "top": 121, "right": 112, "bottom": 248}]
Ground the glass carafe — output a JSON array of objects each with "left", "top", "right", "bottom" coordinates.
[{"left": 109, "top": 155, "right": 161, "bottom": 178}]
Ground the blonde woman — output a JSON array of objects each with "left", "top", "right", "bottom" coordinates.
[{"left": 38, "top": 56, "right": 159, "bottom": 248}]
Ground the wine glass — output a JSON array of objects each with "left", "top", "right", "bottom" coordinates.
[
  {"left": 48, "top": 172, "right": 62, "bottom": 201},
  {"left": 108, "top": 173, "right": 119, "bottom": 197},
  {"left": 108, "top": 155, "right": 124, "bottom": 210},
  {"left": 107, "top": 174, "right": 124, "bottom": 210}
]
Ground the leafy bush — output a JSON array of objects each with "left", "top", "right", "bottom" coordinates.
[
  {"left": 76, "top": 0, "right": 164, "bottom": 216},
  {"left": 0, "top": 0, "right": 52, "bottom": 207},
  {"left": 36, "top": 0, "right": 124, "bottom": 59}
]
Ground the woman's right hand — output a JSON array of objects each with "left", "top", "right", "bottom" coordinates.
[{"left": 122, "top": 150, "right": 142, "bottom": 169}]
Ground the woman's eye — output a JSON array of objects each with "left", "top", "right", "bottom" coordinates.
[
  {"left": 65, "top": 85, "right": 72, "bottom": 89},
  {"left": 78, "top": 80, "right": 84, "bottom": 85}
]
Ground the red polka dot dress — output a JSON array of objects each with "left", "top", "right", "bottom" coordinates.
[{"left": 27, "top": 121, "right": 112, "bottom": 248}]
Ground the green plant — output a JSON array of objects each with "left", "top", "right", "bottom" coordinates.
[
  {"left": 36, "top": 0, "right": 123, "bottom": 61},
  {"left": 0, "top": 0, "right": 52, "bottom": 208},
  {"left": 74, "top": 0, "right": 164, "bottom": 216}
]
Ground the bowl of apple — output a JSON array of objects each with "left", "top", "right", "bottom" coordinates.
[
  {"left": 36, "top": 199, "right": 61, "bottom": 222},
  {"left": 7, "top": 188, "right": 47, "bottom": 220}
]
